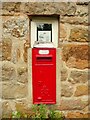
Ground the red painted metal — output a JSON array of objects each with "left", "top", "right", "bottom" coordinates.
[{"left": 32, "top": 48, "right": 56, "bottom": 104}]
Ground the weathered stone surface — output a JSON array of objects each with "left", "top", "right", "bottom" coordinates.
[
  {"left": 66, "top": 2, "right": 76, "bottom": 16},
  {"left": 69, "top": 27, "right": 88, "bottom": 42},
  {"left": 16, "top": 48, "right": 21, "bottom": 62},
  {"left": 23, "top": 40, "right": 29, "bottom": 63},
  {"left": 2, "top": 99, "right": 32, "bottom": 117},
  {"left": 61, "top": 16, "right": 88, "bottom": 25},
  {"left": 2, "top": 16, "right": 29, "bottom": 38},
  {"left": 20, "top": 2, "right": 68, "bottom": 15},
  {"left": 2, "top": 61, "right": 16, "bottom": 81},
  {"left": 75, "top": 5, "right": 88, "bottom": 17},
  {"left": 69, "top": 70, "right": 88, "bottom": 84},
  {"left": 0, "top": 100, "right": 2, "bottom": 119},
  {"left": 74, "top": 85, "right": 88, "bottom": 96},
  {"left": 61, "top": 82, "right": 73, "bottom": 97},
  {"left": 2, "top": 2, "right": 21, "bottom": 13},
  {"left": 2, "top": 2, "right": 77, "bottom": 16},
  {"left": 2, "top": 38, "right": 12, "bottom": 61},
  {"left": 15, "top": 99, "right": 31, "bottom": 114},
  {"left": 0, "top": 42, "right": 2, "bottom": 61},
  {"left": 76, "top": 2, "right": 89, "bottom": 5},
  {"left": 62, "top": 44, "right": 89, "bottom": 69},
  {"left": 59, "top": 98, "right": 88, "bottom": 110},
  {"left": 82, "top": 106, "right": 89, "bottom": 113},
  {"left": 17, "top": 66, "right": 28, "bottom": 83},
  {"left": 2, "top": 101, "right": 13, "bottom": 117},
  {"left": 61, "top": 67, "right": 68, "bottom": 81},
  {"left": 60, "top": 23, "right": 67, "bottom": 40},
  {"left": 2, "top": 82, "right": 28, "bottom": 99},
  {"left": 67, "top": 112, "right": 89, "bottom": 118}
]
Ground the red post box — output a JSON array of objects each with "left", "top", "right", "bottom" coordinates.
[{"left": 32, "top": 48, "right": 56, "bottom": 104}]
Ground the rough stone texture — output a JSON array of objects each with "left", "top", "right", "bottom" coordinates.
[
  {"left": 66, "top": 2, "right": 76, "bottom": 16},
  {"left": 67, "top": 112, "right": 89, "bottom": 118},
  {"left": 2, "top": 2, "right": 77, "bottom": 16},
  {"left": 0, "top": 41, "right": 2, "bottom": 61},
  {"left": 59, "top": 98, "right": 88, "bottom": 110},
  {"left": 2, "top": 82, "right": 28, "bottom": 99},
  {"left": 75, "top": 5, "right": 88, "bottom": 17},
  {"left": 61, "top": 16, "right": 88, "bottom": 25},
  {"left": 69, "top": 70, "right": 88, "bottom": 84},
  {"left": 23, "top": 40, "right": 29, "bottom": 63},
  {"left": 2, "top": 101, "right": 13, "bottom": 118},
  {"left": 19, "top": 2, "right": 68, "bottom": 15},
  {"left": 2, "top": 15, "right": 29, "bottom": 39},
  {"left": 62, "top": 44, "right": 89, "bottom": 69},
  {"left": 74, "top": 85, "right": 88, "bottom": 96},
  {"left": 2, "top": 99, "right": 31, "bottom": 117},
  {"left": 60, "top": 23, "right": 67, "bottom": 40},
  {"left": 11, "top": 42, "right": 24, "bottom": 64},
  {"left": 70, "top": 27, "right": 88, "bottom": 42},
  {"left": 2, "top": 61, "right": 16, "bottom": 81},
  {"left": 2, "top": 2, "right": 21, "bottom": 15},
  {"left": 61, "top": 82, "right": 73, "bottom": 97},
  {"left": 17, "top": 65, "right": 28, "bottom": 83},
  {"left": 2, "top": 38, "right": 12, "bottom": 61},
  {"left": 15, "top": 99, "right": 31, "bottom": 114},
  {"left": 83, "top": 105, "right": 90, "bottom": 113},
  {"left": 61, "top": 64, "right": 68, "bottom": 81}
]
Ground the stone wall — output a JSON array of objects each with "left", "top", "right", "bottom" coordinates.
[{"left": 1, "top": 1, "right": 89, "bottom": 118}]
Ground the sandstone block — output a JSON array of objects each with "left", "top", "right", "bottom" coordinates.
[
  {"left": 3, "top": 15, "right": 29, "bottom": 38},
  {"left": 62, "top": 44, "right": 89, "bottom": 69},
  {"left": 69, "top": 27, "right": 88, "bottom": 42},
  {"left": 67, "top": 112, "right": 89, "bottom": 118},
  {"left": 74, "top": 85, "right": 88, "bottom": 96},
  {"left": 2, "top": 101, "right": 14, "bottom": 117},
  {"left": 2, "top": 99, "right": 31, "bottom": 117},
  {"left": 69, "top": 70, "right": 88, "bottom": 84},
  {"left": 60, "top": 23, "right": 67, "bottom": 40},
  {"left": 0, "top": 42, "right": 2, "bottom": 61},
  {"left": 2, "top": 2, "right": 21, "bottom": 13},
  {"left": 23, "top": 41, "right": 28, "bottom": 63},
  {"left": 21, "top": 2, "right": 67, "bottom": 15},
  {"left": 61, "top": 67, "right": 68, "bottom": 81},
  {"left": 61, "top": 62, "right": 68, "bottom": 81},
  {"left": 59, "top": 98, "right": 88, "bottom": 110},
  {"left": 2, "top": 82, "right": 28, "bottom": 99},
  {"left": 61, "top": 16, "right": 88, "bottom": 25},
  {"left": 2, "top": 38, "right": 12, "bottom": 61},
  {"left": 75, "top": 5, "right": 88, "bottom": 17},
  {"left": 15, "top": 99, "right": 31, "bottom": 114},
  {"left": 2, "top": 61, "right": 16, "bottom": 81},
  {"left": 17, "top": 66, "right": 28, "bottom": 83},
  {"left": 61, "top": 82, "right": 73, "bottom": 97},
  {"left": 66, "top": 2, "right": 76, "bottom": 16}
]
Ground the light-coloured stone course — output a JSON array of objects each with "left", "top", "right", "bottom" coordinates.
[
  {"left": 61, "top": 82, "right": 74, "bottom": 97},
  {"left": 59, "top": 98, "right": 88, "bottom": 110},
  {"left": 74, "top": 85, "right": 88, "bottom": 96},
  {"left": 62, "top": 44, "right": 89, "bottom": 69},
  {"left": 70, "top": 27, "right": 88, "bottom": 42},
  {"left": 17, "top": 65, "right": 28, "bottom": 83},
  {"left": 2, "top": 38, "right": 12, "bottom": 61},
  {"left": 2, "top": 61, "right": 16, "bottom": 81},
  {"left": 2, "top": 82, "right": 28, "bottom": 99},
  {"left": 69, "top": 70, "right": 88, "bottom": 84}
]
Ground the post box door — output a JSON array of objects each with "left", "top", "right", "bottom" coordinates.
[{"left": 32, "top": 48, "right": 56, "bottom": 104}]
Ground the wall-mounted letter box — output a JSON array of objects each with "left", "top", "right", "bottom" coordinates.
[{"left": 32, "top": 48, "right": 56, "bottom": 104}]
